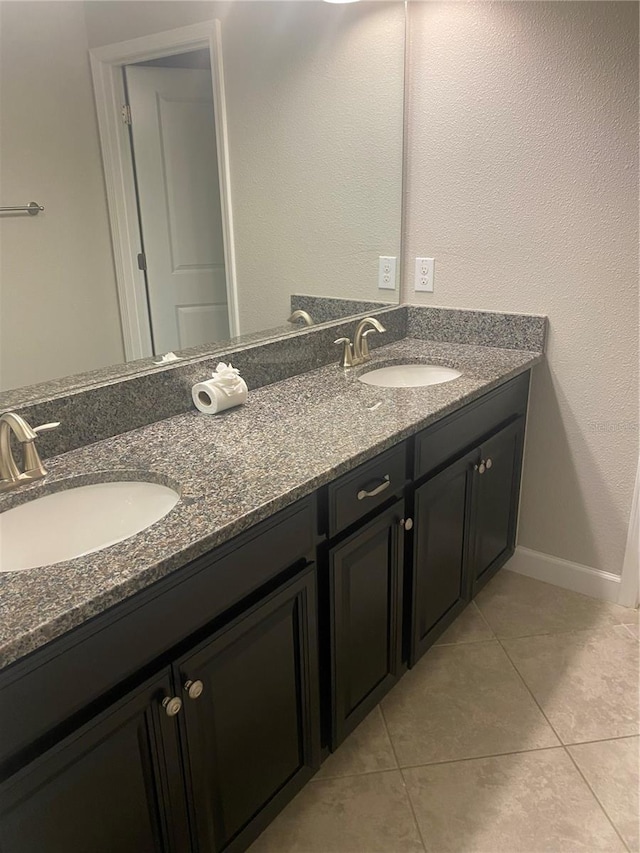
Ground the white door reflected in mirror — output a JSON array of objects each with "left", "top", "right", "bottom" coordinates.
[{"left": 126, "top": 63, "right": 230, "bottom": 353}]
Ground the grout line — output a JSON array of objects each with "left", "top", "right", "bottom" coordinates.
[
  {"left": 497, "top": 636, "right": 631, "bottom": 852},
  {"left": 564, "top": 745, "right": 632, "bottom": 853},
  {"left": 562, "top": 732, "right": 640, "bottom": 748},
  {"left": 378, "top": 702, "right": 429, "bottom": 853},
  {"left": 310, "top": 766, "right": 400, "bottom": 784},
  {"left": 470, "top": 599, "right": 497, "bottom": 638},
  {"left": 484, "top": 623, "right": 632, "bottom": 644},
  {"left": 391, "top": 743, "right": 565, "bottom": 771}
]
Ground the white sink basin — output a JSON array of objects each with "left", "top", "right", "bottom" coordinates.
[
  {"left": 0, "top": 480, "right": 179, "bottom": 572},
  {"left": 359, "top": 363, "right": 462, "bottom": 388}
]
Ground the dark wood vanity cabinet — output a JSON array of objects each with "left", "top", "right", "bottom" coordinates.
[
  {"left": 328, "top": 500, "right": 405, "bottom": 747},
  {"left": 0, "top": 370, "right": 532, "bottom": 853},
  {"left": 469, "top": 416, "right": 525, "bottom": 596},
  {"left": 0, "top": 501, "right": 320, "bottom": 853},
  {"left": 408, "top": 375, "right": 529, "bottom": 665},
  {"left": 175, "top": 569, "right": 320, "bottom": 853},
  {"left": 410, "top": 450, "right": 477, "bottom": 663},
  {"left": 0, "top": 670, "right": 190, "bottom": 853}
]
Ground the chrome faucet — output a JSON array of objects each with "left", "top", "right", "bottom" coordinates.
[
  {"left": 334, "top": 316, "right": 387, "bottom": 368},
  {"left": 287, "top": 309, "right": 314, "bottom": 327},
  {"left": 0, "top": 412, "right": 59, "bottom": 493}
]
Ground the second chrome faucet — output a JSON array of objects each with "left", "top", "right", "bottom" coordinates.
[{"left": 335, "top": 317, "right": 386, "bottom": 368}]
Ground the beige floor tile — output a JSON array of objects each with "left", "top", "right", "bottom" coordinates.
[
  {"left": 315, "top": 706, "right": 397, "bottom": 780},
  {"left": 403, "top": 748, "right": 626, "bottom": 852},
  {"left": 503, "top": 625, "right": 639, "bottom": 744},
  {"left": 569, "top": 737, "right": 640, "bottom": 852},
  {"left": 381, "top": 640, "right": 558, "bottom": 766},
  {"left": 248, "top": 771, "right": 424, "bottom": 853},
  {"left": 475, "top": 571, "right": 636, "bottom": 639},
  {"left": 625, "top": 622, "right": 640, "bottom": 641},
  {"left": 434, "top": 602, "right": 495, "bottom": 646}
]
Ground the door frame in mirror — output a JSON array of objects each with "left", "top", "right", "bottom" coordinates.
[{"left": 89, "top": 21, "right": 240, "bottom": 361}]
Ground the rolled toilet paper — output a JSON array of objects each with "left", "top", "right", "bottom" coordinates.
[{"left": 192, "top": 377, "right": 248, "bottom": 414}]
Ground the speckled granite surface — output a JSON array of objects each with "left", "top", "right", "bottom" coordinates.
[
  {"left": 0, "top": 307, "right": 400, "bottom": 411},
  {"left": 0, "top": 338, "right": 542, "bottom": 669},
  {"left": 290, "top": 294, "right": 392, "bottom": 323},
  {"left": 407, "top": 306, "right": 547, "bottom": 352},
  {"left": 6, "top": 307, "right": 405, "bottom": 460}
]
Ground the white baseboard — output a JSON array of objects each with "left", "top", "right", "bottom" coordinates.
[{"left": 505, "top": 546, "right": 622, "bottom": 604}]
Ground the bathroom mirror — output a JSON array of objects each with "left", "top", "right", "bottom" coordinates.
[{"left": 0, "top": 0, "right": 405, "bottom": 398}]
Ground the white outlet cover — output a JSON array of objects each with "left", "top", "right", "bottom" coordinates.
[
  {"left": 378, "top": 256, "right": 397, "bottom": 290},
  {"left": 415, "top": 257, "right": 434, "bottom": 292}
]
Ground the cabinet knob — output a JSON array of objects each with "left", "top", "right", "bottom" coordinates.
[
  {"left": 476, "top": 461, "right": 486, "bottom": 475},
  {"left": 162, "top": 696, "right": 183, "bottom": 717},
  {"left": 184, "top": 679, "right": 204, "bottom": 700},
  {"left": 485, "top": 458, "right": 493, "bottom": 469},
  {"left": 400, "top": 518, "right": 413, "bottom": 531}
]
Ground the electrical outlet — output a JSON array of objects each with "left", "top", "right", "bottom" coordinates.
[
  {"left": 414, "top": 257, "right": 434, "bottom": 292},
  {"left": 378, "top": 256, "right": 397, "bottom": 290}
]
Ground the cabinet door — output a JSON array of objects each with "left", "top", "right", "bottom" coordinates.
[
  {"left": 0, "top": 671, "right": 189, "bottom": 853},
  {"left": 176, "top": 567, "right": 320, "bottom": 853},
  {"left": 330, "top": 501, "right": 404, "bottom": 747},
  {"left": 410, "top": 451, "right": 476, "bottom": 665},
  {"left": 470, "top": 416, "right": 526, "bottom": 595}
]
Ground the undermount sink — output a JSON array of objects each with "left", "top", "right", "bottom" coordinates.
[
  {"left": 359, "top": 363, "right": 462, "bottom": 388},
  {"left": 0, "top": 480, "right": 179, "bottom": 572}
]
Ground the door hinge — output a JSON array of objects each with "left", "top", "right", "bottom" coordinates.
[
  {"left": 137, "top": 252, "right": 147, "bottom": 271},
  {"left": 121, "top": 104, "right": 132, "bottom": 125}
]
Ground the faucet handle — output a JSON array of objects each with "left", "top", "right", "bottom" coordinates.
[
  {"left": 334, "top": 337, "right": 354, "bottom": 369},
  {"left": 22, "top": 422, "right": 59, "bottom": 478},
  {"left": 33, "top": 422, "right": 60, "bottom": 434}
]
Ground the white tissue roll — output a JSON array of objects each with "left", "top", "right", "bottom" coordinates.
[{"left": 192, "top": 378, "right": 248, "bottom": 414}]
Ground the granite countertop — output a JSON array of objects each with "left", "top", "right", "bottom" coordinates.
[{"left": 0, "top": 338, "right": 542, "bottom": 669}]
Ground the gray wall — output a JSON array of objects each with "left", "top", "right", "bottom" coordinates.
[{"left": 403, "top": 1, "right": 639, "bottom": 577}]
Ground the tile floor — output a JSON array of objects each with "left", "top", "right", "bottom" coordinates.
[{"left": 249, "top": 571, "right": 639, "bottom": 853}]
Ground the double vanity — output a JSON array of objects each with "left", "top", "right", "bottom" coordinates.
[{"left": 0, "top": 312, "right": 544, "bottom": 853}]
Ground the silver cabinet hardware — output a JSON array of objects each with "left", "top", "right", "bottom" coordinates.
[
  {"left": 357, "top": 474, "right": 390, "bottom": 501},
  {"left": 400, "top": 518, "right": 413, "bottom": 531},
  {"left": 162, "top": 696, "right": 183, "bottom": 717},
  {"left": 485, "top": 458, "right": 493, "bottom": 469},
  {"left": 0, "top": 202, "right": 44, "bottom": 216},
  {"left": 184, "top": 679, "right": 204, "bottom": 700}
]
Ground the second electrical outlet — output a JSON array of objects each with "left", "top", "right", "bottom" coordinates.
[{"left": 415, "top": 257, "right": 435, "bottom": 292}]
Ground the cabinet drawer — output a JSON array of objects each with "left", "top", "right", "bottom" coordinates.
[
  {"left": 326, "top": 443, "right": 407, "bottom": 538},
  {"left": 0, "top": 496, "right": 316, "bottom": 774},
  {"left": 415, "top": 372, "right": 529, "bottom": 479}
]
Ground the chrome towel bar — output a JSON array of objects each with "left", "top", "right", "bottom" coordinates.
[{"left": 0, "top": 202, "right": 44, "bottom": 216}]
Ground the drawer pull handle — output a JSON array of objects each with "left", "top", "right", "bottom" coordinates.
[
  {"left": 184, "top": 679, "right": 204, "bottom": 700},
  {"left": 162, "top": 696, "right": 183, "bottom": 717},
  {"left": 357, "top": 475, "right": 390, "bottom": 500}
]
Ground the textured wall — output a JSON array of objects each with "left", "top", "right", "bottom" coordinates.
[
  {"left": 0, "top": 2, "right": 125, "bottom": 391},
  {"left": 84, "top": 0, "right": 405, "bottom": 335},
  {"left": 404, "top": 2, "right": 639, "bottom": 575}
]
